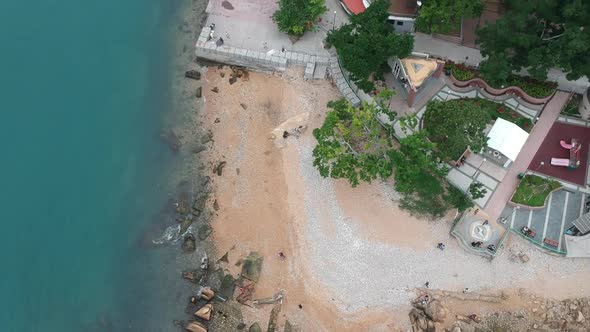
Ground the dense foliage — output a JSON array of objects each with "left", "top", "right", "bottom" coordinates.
[
  {"left": 327, "top": 0, "right": 413, "bottom": 91},
  {"left": 511, "top": 175, "right": 561, "bottom": 207},
  {"left": 272, "top": 0, "right": 327, "bottom": 36},
  {"left": 312, "top": 99, "right": 471, "bottom": 218},
  {"left": 477, "top": 0, "right": 590, "bottom": 83},
  {"left": 416, "top": 0, "right": 484, "bottom": 34},
  {"left": 312, "top": 99, "right": 396, "bottom": 187},
  {"left": 469, "top": 182, "right": 487, "bottom": 200},
  {"left": 423, "top": 100, "right": 490, "bottom": 161}
]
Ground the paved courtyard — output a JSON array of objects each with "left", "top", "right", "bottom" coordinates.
[{"left": 500, "top": 189, "right": 586, "bottom": 253}]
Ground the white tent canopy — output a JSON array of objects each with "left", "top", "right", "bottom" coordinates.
[{"left": 486, "top": 118, "right": 529, "bottom": 161}]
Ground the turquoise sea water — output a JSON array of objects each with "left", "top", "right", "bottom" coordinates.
[{"left": 1, "top": 1, "right": 196, "bottom": 331}]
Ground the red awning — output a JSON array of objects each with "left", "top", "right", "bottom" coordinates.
[{"left": 340, "top": 0, "right": 366, "bottom": 15}]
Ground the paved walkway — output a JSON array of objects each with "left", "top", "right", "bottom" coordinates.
[{"left": 484, "top": 91, "right": 571, "bottom": 221}]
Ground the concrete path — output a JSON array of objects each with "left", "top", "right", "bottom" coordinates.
[{"left": 484, "top": 91, "right": 571, "bottom": 221}]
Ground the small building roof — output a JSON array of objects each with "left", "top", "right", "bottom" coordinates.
[
  {"left": 487, "top": 118, "right": 529, "bottom": 161},
  {"left": 565, "top": 233, "right": 590, "bottom": 258},
  {"left": 400, "top": 57, "right": 438, "bottom": 89}
]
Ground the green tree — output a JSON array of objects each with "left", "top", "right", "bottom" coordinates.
[
  {"left": 272, "top": 0, "right": 327, "bottom": 36},
  {"left": 477, "top": 0, "right": 590, "bottom": 82},
  {"left": 469, "top": 181, "right": 487, "bottom": 200},
  {"left": 327, "top": 0, "right": 414, "bottom": 91},
  {"left": 423, "top": 99, "right": 490, "bottom": 161},
  {"left": 446, "top": 185, "right": 474, "bottom": 212},
  {"left": 312, "top": 99, "right": 395, "bottom": 187},
  {"left": 416, "top": 0, "right": 484, "bottom": 34}
]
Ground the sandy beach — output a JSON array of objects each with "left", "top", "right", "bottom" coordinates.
[{"left": 196, "top": 66, "right": 590, "bottom": 331}]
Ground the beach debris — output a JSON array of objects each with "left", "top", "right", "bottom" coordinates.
[
  {"left": 182, "top": 269, "right": 205, "bottom": 284},
  {"left": 219, "top": 274, "right": 236, "bottom": 299},
  {"left": 249, "top": 323, "right": 262, "bottom": 332},
  {"left": 200, "top": 255, "right": 209, "bottom": 270},
  {"left": 266, "top": 304, "right": 282, "bottom": 332},
  {"left": 219, "top": 251, "right": 229, "bottom": 263},
  {"left": 213, "top": 199, "right": 220, "bottom": 211},
  {"left": 252, "top": 290, "right": 284, "bottom": 306},
  {"left": 240, "top": 103, "right": 248, "bottom": 110},
  {"left": 214, "top": 118, "right": 220, "bottom": 123},
  {"left": 229, "top": 76, "right": 237, "bottom": 85},
  {"left": 185, "top": 70, "right": 201, "bottom": 80},
  {"left": 185, "top": 321, "right": 208, "bottom": 332},
  {"left": 241, "top": 252, "right": 263, "bottom": 282},
  {"left": 196, "top": 87, "right": 202, "bottom": 98},
  {"left": 214, "top": 161, "right": 227, "bottom": 176},
  {"left": 194, "top": 303, "right": 213, "bottom": 321},
  {"left": 182, "top": 234, "right": 196, "bottom": 252},
  {"left": 160, "top": 129, "right": 182, "bottom": 152},
  {"left": 191, "top": 145, "right": 207, "bottom": 154},
  {"left": 199, "top": 286, "right": 215, "bottom": 301},
  {"left": 236, "top": 281, "right": 255, "bottom": 304},
  {"left": 198, "top": 224, "right": 212, "bottom": 240},
  {"left": 211, "top": 87, "right": 219, "bottom": 93},
  {"left": 220, "top": 72, "right": 225, "bottom": 78}
]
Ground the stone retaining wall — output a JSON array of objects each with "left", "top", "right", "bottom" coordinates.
[{"left": 195, "top": 27, "right": 329, "bottom": 74}]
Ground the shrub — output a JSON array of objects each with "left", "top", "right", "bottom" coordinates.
[{"left": 272, "top": 0, "right": 327, "bottom": 36}]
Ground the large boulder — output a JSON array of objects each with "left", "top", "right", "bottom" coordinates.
[
  {"left": 241, "top": 252, "right": 263, "bottom": 282},
  {"left": 185, "top": 321, "right": 207, "bottom": 332},
  {"left": 249, "top": 322, "right": 262, "bottom": 332},
  {"left": 198, "top": 224, "right": 212, "bottom": 240},
  {"left": 425, "top": 300, "right": 448, "bottom": 322},
  {"left": 194, "top": 303, "right": 213, "bottom": 321},
  {"left": 182, "top": 234, "right": 196, "bottom": 252},
  {"left": 409, "top": 308, "right": 429, "bottom": 331}
]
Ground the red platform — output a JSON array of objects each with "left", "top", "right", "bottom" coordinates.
[{"left": 528, "top": 122, "right": 590, "bottom": 186}]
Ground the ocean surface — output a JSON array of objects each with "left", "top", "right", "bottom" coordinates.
[{"left": 0, "top": 1, "right": 202, "bottom": 331}]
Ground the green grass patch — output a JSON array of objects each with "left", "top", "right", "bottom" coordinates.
[
  {"left": 511, "top": 175, "right": 561, "bottom": 207},
  {"left": 562, "top": 94, "right": 582, "bottom": 117}
]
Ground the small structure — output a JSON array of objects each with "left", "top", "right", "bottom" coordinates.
[
  {"left": 339, "top": 1, "right": 419, "bottom": 33},
  {"left": 486, "top": 118, "right": 529, "bottom": 168},
  {"left": 550, "top": 138, "right": 581, "bottom": 168},
  {"left": 450, "top": 212, "right": 508, "bottom": 259},
  {"left": 388, "top": 53, "right": 443, "bottom": 106}
]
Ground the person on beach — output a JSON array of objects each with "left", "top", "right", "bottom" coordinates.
[
  {"left": 278, "top": 252, "right": 286, "bottom": 260},
  {"left": 483, "top": 220, "right": 489, "bottom": 226},
  {"left": 424, "top": 281, "right": 430, "bottom": 288},
  {"left": 463, "top": 288, "right": 469, "bottom": 293},
  {"left": 437, "top": 243, "right": 445, "bottom": 250}
]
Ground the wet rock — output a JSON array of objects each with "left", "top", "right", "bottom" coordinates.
[
  {"left": 178, "top": 217, "right": 193, "bottom": 235},
  {"left": 214, "top": 118, "right": 220, "bottom": 123},
  {"left": 185, "top": 321, "right": 207, "bottom": 332},
  {"left": 219, "top": 274, "right": 235, "bottom": 299},
  {"left": 196, "top": 87, "right": 202, "bottom": 98},
  {"left": 192, "top": 194, "right": 209, "bottom": 215},
  {"left": 267, "top": 304, "right": 281, "bottom": 332},
  {"left": 220, "top": 72, "right": 225, "bottom": 78},
  {"left": 240, "top": 103, "right": 248, "bottom": 110},
  {"left": 219, "top": 251, "right": 229, "bottom": 263},
  {"left": 577, "top": 311, "right": 585, "bottom": 323},
  {"left": 201, "top": 176, "right": 211, "bottom": 187},
  {"left": 198, "top": 224, "right": 212, "bottom": 240},
  {"left": 229, "top": 76, "right": 237, "bottom": 85},
  {"left": 425, "top": 300, "right": 448, "bottom": 322},
  {"left": 200, "top": 287, "right": 215, "bottom": 301},
  {"left": 176, "top": 199, "right": 190, "bottom": 215},
  {"left": 249, "top": 322, "right": 262, "bottom": 332},
  {"left": 160, "top": 129, "right": 182, "bottom": 152},
  {"left": 185, "top": 70, "right": 201, "bottom": 80},
  {"left": 241, "top": 252, "right": 263, "bottom": 282},
  {"left": 192, "top": 145, "right": 207, "bottom": 154},
  {"left": 201, "top": 132, "right": 213, "bottom": 144},
  {"left": 211, "top": 87, "right": 219, "bottom": 93},
  {"left": 213, "top": 200, "right": 220, "bottom": 211},
  {"left": 237, "top": 322, "right": 246, "bottom": 330},
  {"left": 214, "top": 161, "right": 227, "bottom": 176},
  {"left": 182, "top": 234, "right": 196, "bottom": 252},
  {"left": 194, "top": 303, "right": 213, "bottom": 321},
  {"left": 182, "top": 269, "right": 205, "bottom": 283}
]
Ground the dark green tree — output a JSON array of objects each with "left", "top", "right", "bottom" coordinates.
[
  {"left": 272, "top": 0, "right": 327, "bottom": 36},
  {"left": 415, "top": 0, "right": 484, "bottom": 34},
  {"left": 477, "top": 0, "right": 590, "bottom": 82},
  {"left": 423, "top": 99, "right": 491, "bottom": 161},
  {"left": 445, "top": 185, "right": 474, "bottom": 212},
  {"left": 469, "top": 181, "right": 487, "bottom": 200},
  {"left": 312, "top": 99, "right": 395, "bottom": 187},
  {"left": 327, "top": 0, "right": 414, "bottom": 91}
]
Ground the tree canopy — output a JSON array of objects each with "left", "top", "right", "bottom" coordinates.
[
  {"left": 423, "top": 99, "right": 490, "bottom": 161},
  {"left": 327, "top": 0, "right": 414, "bottom": 91},
  {"left": 312, "top": 99, "right": 471, "bottom": 218},
  {"left": 415, "top": 0, "right": 484, "bottom": 34},
  {"left": 272, "top": 0, "right": 327, "bottom": 36},
  {"left": 478, "top": 0, "right": 590, "bottom": 82}
]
